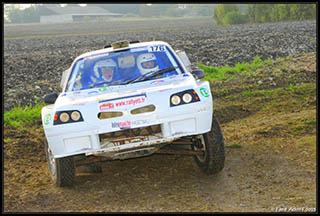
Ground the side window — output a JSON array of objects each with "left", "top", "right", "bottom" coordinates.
[
  {"left": 60, "top": 69, "right": 69, "bottom": 89},
  {"left": 66, "top": 60, "right": 82, "bottom": 91}
]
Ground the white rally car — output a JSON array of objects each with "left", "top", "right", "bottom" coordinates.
[{"left": 42, "top": 40, "right": 225, "bottom": 187}]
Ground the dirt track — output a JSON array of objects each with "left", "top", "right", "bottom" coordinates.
[{"left": 3, "top": 18, "right": 317, "bottom": 213}]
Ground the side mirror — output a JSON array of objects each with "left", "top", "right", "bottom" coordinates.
[
  {"left": 191, "top": 69, "right": 205, "bottom": 80},
  {"left": 44, "top": 93, "right": 58, "bottom": 104}
]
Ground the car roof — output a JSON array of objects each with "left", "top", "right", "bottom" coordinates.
[{"left": 74, "top": 41, "right": 170, "bottom": 62}]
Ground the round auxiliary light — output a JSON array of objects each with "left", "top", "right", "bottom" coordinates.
[
  {"left": 59, "top": 112, "right": 70, "bottom": 123},
  {"left": 71, "top": 111, "right": 81, "bottom": 121},
  {"left": 171, "top": 95, "right": 181, "bottom": 105},
  {"left": 182, "top": 93, "right": 192, "bottom": 103}
]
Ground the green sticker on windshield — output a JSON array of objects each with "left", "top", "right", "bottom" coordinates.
[
  {"left": 200, "top": 88, "right": 210, "bottom": 97},
  {"left": 98, "top": 87, "right": 108, "bottom": 92}
]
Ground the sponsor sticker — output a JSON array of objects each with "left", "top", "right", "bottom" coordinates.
[
  {"left": 111, "top": 120, "right": 131, "bottom": 129},
  {"left": 116, "top": 97, "right": 145, "bottom": 107},
  {"left": 98, "top": 85, "right": 126, "bottom": 93},
  {"left": 132, "top": 119, "right": 149, "bottom": 126},
  {"left": 172, "top": 131, "right": 184, "bottom": 136},
  {"left": 200, "top": 87, "right": 210, "bottom": 97},
  {"left": 150, "top": 80, "right": 164, "bottom": 84},
  {"left": 100, "top": 96, "right": 146, "bottom": 110},
  {"left": 100, "top": 103, "right": 114, "bottom": 111},
  {"left": 44, "top": 114, "right": 52, "bottom": 125},
  {"left": 98, "top": 87, "right": 108, "bottom": 92},
  {"left": 111, "top": 119, "right": 149, "bottom": 129}
]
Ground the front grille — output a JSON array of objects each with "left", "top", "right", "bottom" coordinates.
[{"left": 99, "top": 124, "right": 162, "bottom": 144}]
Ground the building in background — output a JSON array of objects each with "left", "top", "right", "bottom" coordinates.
[
  {"left": 177, "top": 4, "right": 187, "bottom": 10},
  {"left": 40, "top": 4, "right": 123, "bottom": 23}
]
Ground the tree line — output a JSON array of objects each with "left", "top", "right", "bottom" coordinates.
[{"left": 213, "top": 4, "right": 316, "bottom": 26}]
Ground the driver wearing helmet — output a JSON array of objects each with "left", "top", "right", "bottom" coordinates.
[
  {"left": 137, "top": 53, "right": 160, "bottom": 78},
  {"left": 93, "top": 59, "right": 117, "bottom": 84}
]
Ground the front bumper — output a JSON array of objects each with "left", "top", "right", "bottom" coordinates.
[{"left": 44, "top": 102, "right": 212, "bottom": 159}]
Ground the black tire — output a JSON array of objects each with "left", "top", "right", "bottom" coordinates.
[
  {"left": 192, "top": 114, "right": 225, "bottom": 174},
  {"left": 45, "top": 139, "right": 75, "bottom": 187}
]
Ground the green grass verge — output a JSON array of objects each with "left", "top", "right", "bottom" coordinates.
[
  {"left": 241, "top": 83, "right": 315, "bottom": 98},
  {"left": 4, "top": 99, "right": 46, "bottom": 130},
  {"left": 241, "top": 83, "right": 315, "bottom": 114},
  {"left": 199, "top": 56, "right": 273, "bottom": 81}
]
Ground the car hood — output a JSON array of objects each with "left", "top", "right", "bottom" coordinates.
[{"left": 54, "top": 74, "right": 196, "bottom": 109}]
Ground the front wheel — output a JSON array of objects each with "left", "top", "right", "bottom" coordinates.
[
  {"left": 45, "top": 140, "right": 75, "bottom": 187},
  {"left": 192, "top": 114, "right": 225, "bottom": 174}
]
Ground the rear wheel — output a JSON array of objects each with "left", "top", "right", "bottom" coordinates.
[
  {"left": 45, "top": 140, "right": 75, "bottom": 187},
  {"left": 192, "top": 114, "right": 225, "bottom": 174}
]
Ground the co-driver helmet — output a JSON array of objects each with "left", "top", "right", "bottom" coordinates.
[{"left": 137, "top": 53, "right": 159, "bottom": 75}]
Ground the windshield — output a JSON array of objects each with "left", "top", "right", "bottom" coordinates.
[{"left": 66, "top": 44, "right": 183, "bottom": 92}]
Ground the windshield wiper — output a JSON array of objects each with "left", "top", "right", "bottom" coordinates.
[
  {"left": 124, "top": 66, "right": 179, "bottom": 85},
  {"left": 87, "top": 81, "right": 109, "bottom": 89}
]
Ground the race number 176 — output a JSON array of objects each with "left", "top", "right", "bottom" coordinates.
[{"left": 149, "top": 45, "right": 166, "bottom": 52}]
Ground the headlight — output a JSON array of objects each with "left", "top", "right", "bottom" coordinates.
[
  {"left": 53, "top": 110, "right": 84, "bottom": 125},
  {"left": 71, "top": 111, "right": 81, "bottom": 121},
  {"left": 171, "top": 95, "right": 181, "bottom": 105},
  {"left": 59, "top": 112, "right": 70, "bottom": 122},
  {"left": 170, "top": 89, "right": 201, "bottom": 107},
  {"left": 182, "top": 93, "right": 192, "bottom": 103}
]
